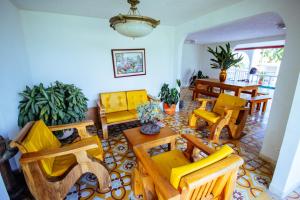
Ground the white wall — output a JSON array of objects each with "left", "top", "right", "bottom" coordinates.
[
  {"left": 173, "top": 0, "right": 300, "bottom": 196},
  {"left": 180, "top": 43, "right": 205, "bottom": 86},
  {"left": 0, "top": 0, "right": 31, "bottom": 197},
  {"left": 0, "top": 0, "right": 31, "bottom": 139},
  {"left": 269, "top": 73, "right": 300, "bottom": 198},
  {"left": 20, "top": 11, "right": 176, "bottom": 107}
]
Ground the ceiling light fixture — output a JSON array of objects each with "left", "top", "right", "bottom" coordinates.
[{"left": 109, "top": 0, "right": 160, "bottom": 38}]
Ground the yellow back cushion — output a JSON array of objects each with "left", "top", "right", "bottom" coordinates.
[
  {"left": 126, "top": 90, "right": 148, "bottom": 110},
  {"left": 213, "top": 93, "right": 246, "bottom": 120},
  {"left": 170, "top": 145, "right": 234, "bottom": 189},
  {"left": 22, "top": 120, "right": 61, "bottom": 176},
  {"left": 100, "top": 92, "right": 128, "bottom": 113}
]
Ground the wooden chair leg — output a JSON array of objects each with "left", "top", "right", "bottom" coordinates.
[
  {"left": 189, "top": 113, "right": 198, "bottom": 128},
  {"left": 100, "top": 117, "right": 108, "bottom": 139},
  {"left": 249, "top": 102, "right": 255, "bottom": 115},
  {"left": 210, "top": 122, "right": 226, "bottom": 144},
  {"left": 262, "top": 101, "right": 268, "bottom": 112},
  {"left": 132, "top": 168, "right": 143, "bottom": 197},
  {"left": 256, "top": 103, "right": 261, "bottom": 111}
]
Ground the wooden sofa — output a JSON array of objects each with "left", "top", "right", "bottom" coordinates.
[{"left": 98, "top": 89, "right": 156, "bottom": 139}]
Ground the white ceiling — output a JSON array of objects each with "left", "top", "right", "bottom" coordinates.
[
  {"left": 10, "top": 0, "right": 242, "bottom": 26},
  {"left": 185, "top": 12, "right": 286, "bottom": 44}
]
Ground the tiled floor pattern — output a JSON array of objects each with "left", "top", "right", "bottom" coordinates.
[{"left": 65, "top": 88, "right": 299, "bottom": 200}]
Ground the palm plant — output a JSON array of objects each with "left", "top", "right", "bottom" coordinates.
[{"left": 208, "top": 43, "right": 243, "bottom": 70}]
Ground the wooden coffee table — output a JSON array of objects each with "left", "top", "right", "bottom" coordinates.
[{"left": 123, "top": 126, "right": 178, "bottom": 150}]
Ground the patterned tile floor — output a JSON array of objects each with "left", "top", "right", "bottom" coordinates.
[{"left": 65, "top": 88, "right": 298, "bottom": 200}]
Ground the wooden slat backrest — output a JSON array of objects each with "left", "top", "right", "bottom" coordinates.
[{"left": 179, "top": 155, "right": 243, "bottom": 200}]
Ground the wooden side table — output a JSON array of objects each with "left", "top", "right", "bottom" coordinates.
[
  {"left": 123, "top": 126, "right": 178, "bottom": 150},
  {"left": 123, "top": 127, "right": 179, "bottom": 199}
]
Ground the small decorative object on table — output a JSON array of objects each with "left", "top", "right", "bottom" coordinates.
[{"left": 137, "top": 102, "right": 163, "bottom": 135}]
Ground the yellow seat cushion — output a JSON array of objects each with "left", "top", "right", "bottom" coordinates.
[
  {"left": 213, "top": 93, "right": 246, "bottom": 120},
  {"left": 106, "top": 111, "right": 137, "bottom": 124},
  {"left": 193, "top": 109, "right": 220, "bottom": 123},
  {"left": 170, "top": 145, "right": 234, "bottom": 189},
  {"left": 86, "top": 136, "right": 104, "bottom": 161},
  {"left": 152, "top": 150, "right": 190, "bottom": 180},
  {"left": 51, "top": 135, "right": 104, "bottom": 177},
  {"left": 51, "top": 154, "right": 76, "bottom": 177},
  {"left": 126, "top": 90, "right": 148, "bottom": 110},
  {"left": 22, "top": 120, "right": 61, "bottom": 176},
  {"left": 100, "top": 92, "right": 128, "bottom": 113}
]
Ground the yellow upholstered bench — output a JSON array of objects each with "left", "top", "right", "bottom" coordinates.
[{"left": 97, "top": 89, "right": 156, "bottom": 139}]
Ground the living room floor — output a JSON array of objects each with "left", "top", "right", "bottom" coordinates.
[{"left": 64, "top": 88, "right": 299, "bottom": 200}]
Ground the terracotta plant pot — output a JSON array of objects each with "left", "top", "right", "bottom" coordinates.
[
  {"left": 163, "top": 103, "right": 176, "bottom": 115},
  {"left": 219, "top": 69, "right": 227, "bottom": 82}
]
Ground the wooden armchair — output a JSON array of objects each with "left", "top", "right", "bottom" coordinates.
[
  {"left": 189, "top": 93, "right": 249, "bottom": 143},
  {"left": 11, "top": 120, "right": 111, "bottom": 200},
  {"left": 133, "top": 134, "right": 244, "bottom": 200}
]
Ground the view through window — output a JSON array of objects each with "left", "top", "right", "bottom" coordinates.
[{"left": 228, "top": 46, "right": 284, "bottom": 89}]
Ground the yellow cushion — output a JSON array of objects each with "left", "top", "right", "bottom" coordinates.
[
  {"left": 213, "top": 93, "right": 246, "bottom": 120},
  {"left": 51, "top": 154, "right": 76, "bottom": 177},
  {"left": 170, "top": 145, "right": 234, "bottom": 189},
  {"left": 128, "top": 109, "right": 138, "bottom": 117},
  {"left": 22, "top": 120, "right": 61, "bottom": 176},
  {"left": 126, "top": 90, "right": 148, "bottom": 110},
  {"left": 86, "top": 136, "right": 104, "bottom": 161},
  {"left": 50, "top": 136, "right": 104, "bottom": 177},
  {"left": 106, "top": 111, "right": 137, "bottom": 124},
  {"left": 152, "top": 150, "right": 190, "bottom": 180},
  {"left": 193, "top": 109, "right": 220, "bottom": 123},
  {"left": 100, "top": 92, "right": 128, "bottom": 113}
]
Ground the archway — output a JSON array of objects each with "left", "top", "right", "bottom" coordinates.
[{"left": 175, "top": 9, "right": 296, "bottom": 198}]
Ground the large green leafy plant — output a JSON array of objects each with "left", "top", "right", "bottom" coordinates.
[
  {"left": 18, "top": 81, "right": 88, "bottom": 127},
  {"left": 158, "top": 80, "right": 180, "bottom": 106},
  {"left": 208, "top": 43, "right": 243, "bottom": 70}
]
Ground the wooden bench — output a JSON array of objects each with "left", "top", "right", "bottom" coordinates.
[{"left": 247, "top": 95, "right": 272, "bottom": 115}]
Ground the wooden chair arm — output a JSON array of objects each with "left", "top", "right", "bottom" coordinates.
[
  {"left": 133, "top": 145, "right": 180, "bottom": 200},
  {"left": 181, "top": 134, "right": 215, "bottom": 155},
  {"left": 223, "top": 105, "right": 249, "bottom": 111},
  {"left": 20, "top": 137, "right": 99, "bottom": 164},
  {"left": 97, "top": 100, "right": 106, "bottom": 116},
  {"left": 196, "top": 98, "right": 216, "bottom": 103},
  {"left": 196, "top": 98, "right": 216, "bottom": 110},
  {"left": 48, "top": 120, "right": 94, "bottom": 132}
]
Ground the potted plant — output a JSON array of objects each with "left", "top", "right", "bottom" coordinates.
[
  {"left": 189, "top": 70, "right": 209, "bottom": 88},
  {"left": 18, "top": 81, "right": 88, "bottom": 139},
  {"left": 137, "top": 102, "right": 163, "bottom": 135},
  {"left": 258, "top": 72, "right": 265, "bottom": 85},
  {"left": 208, "top": 43, "right": 243, "bottom": 82},
  {"left": 158, "top": 80, "right": 180, "bottom": 115}
]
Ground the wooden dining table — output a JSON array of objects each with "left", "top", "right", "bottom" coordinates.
[{"left": 194, "top": 79, "right": 260, "bottom": 98}]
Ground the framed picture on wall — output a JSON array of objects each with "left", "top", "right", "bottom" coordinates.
[{"left": 111, "top": 48, "right": 146, "bottom": 78}]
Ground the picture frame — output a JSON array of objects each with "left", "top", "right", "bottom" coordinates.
[{"left": 111, "top": 48, "right": 146, "bottom": 78}]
